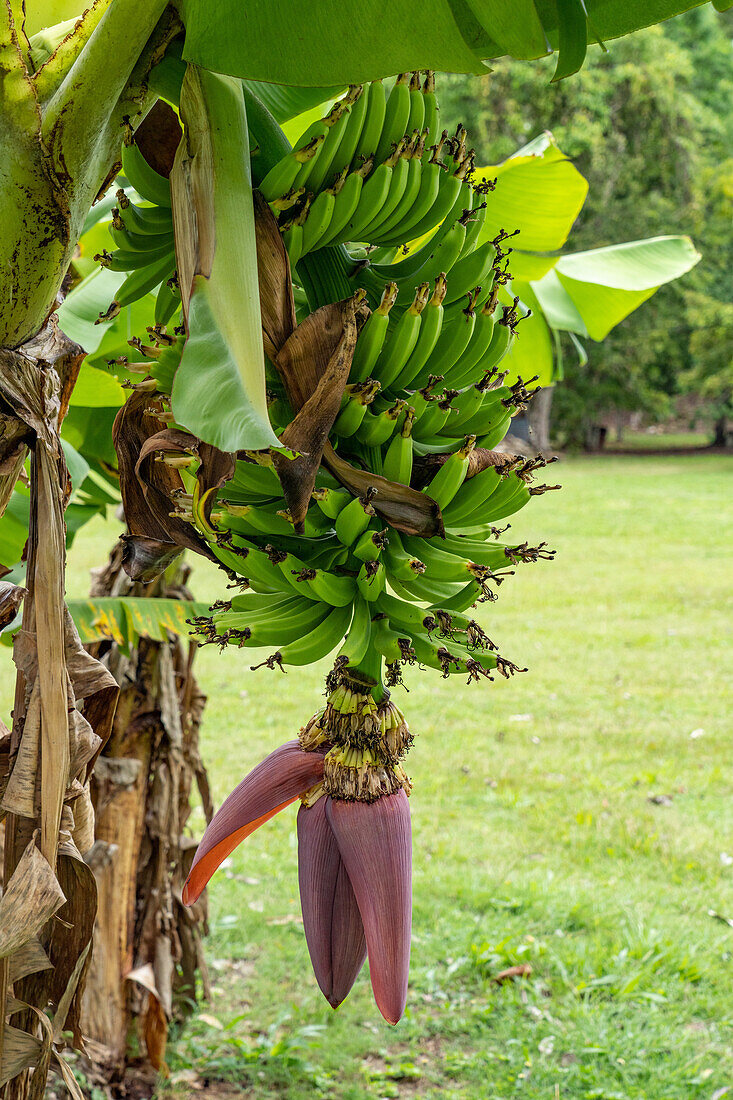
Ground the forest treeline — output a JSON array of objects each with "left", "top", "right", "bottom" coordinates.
[{"left": 441, "top": 6, "right": 733, "bottom": 446}]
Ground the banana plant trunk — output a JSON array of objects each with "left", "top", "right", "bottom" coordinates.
[{"left": 81, "top": 539, "right": 212, "bottom": 1088}]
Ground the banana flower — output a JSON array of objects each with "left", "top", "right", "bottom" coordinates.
[{"left": 183, "top": 739, "right": 411, "bottom": 1024}]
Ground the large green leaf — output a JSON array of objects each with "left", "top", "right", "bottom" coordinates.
[
  {"left": 67, "top": 596, "right": 208, "bottom": 648},
  {"left": 69, "top": 362, "right": 126, "bottom": 408},
  {"left": 533, "top": 235, "right": 701, "bottom": 340},
  {"left": 171, "top": 65, "right": 280, "bottom": 453},
  {"left": 475, "top": 133, "right": 588, "bottom": 257},
  {"left": 180, "top": 0, "right": 710, "bottom": 84}
]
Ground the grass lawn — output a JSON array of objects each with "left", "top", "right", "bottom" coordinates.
[
  {"left": 603, "top": 431, "right": 713, "bottom": 452},
  {"left": 37, "top": 454, "right": 733, "bottom": 1099}
]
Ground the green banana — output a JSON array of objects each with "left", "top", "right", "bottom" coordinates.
[
  {"left": 350, "top": 282, "right": 398, "bottom": 382},
  {"left": 370, "top": 134, "right": 446, "bottom": 248},
  {"left": 412, "top": 389, "right": 458, "bottom": 440},
  {"left": 353, "top": 79, "right": 386, "bottom": 163},
  {"left": 318, "top": 158, "right": 373, "bottom": 248},
  {"left": 307, "top": 86, "right": 363, "bottom": 194},
  {"left": 368, "top": 131, "right": 425, "bottom": 244},
  {"left": 374, "top": 72, "right": 411, "bottom": 166},
  {"left": 313, "top": 485, "right": 352, "bottom": 520},
  {"left": 353, "top": 526, "right": 389, "bottom": 562},
  {"left": 96, "top": 241, "right": 175, "bottom": 271},
  {"left": 334, "top": 493, "right": 375, "bottom": 546},
  {"left": 109, "top": 213, "right": 174, "bottom": 253},
  {"left": 382, "top": 407, "right": 415, "bottom": 484},
  {"left": 121, "top": 142, "right": 172, "bottom": 207},
  {"left": 337, "top": 593, "right": 373, "bottom": 667},
  {"left": 422, "top": 436, "right": 476, "bottom": 509},
  {"left": 388, "top": 274, "right": 446, "bottom": 392},
  {"left": 214, "top": 599, "right": 332, "bottom": 647},
  {"left": 154, "top": 277, "right": 181, "bottom": 326},
  {"left": 115, "top": 194, "right": 173, "bottom": 235},
  {"left": 111, "top": 251, "right": 176, "bottom": 310},
  {"left": 343, "top": 141, "right": 403, "bottom": 242},
  {"left": 442, "top": 298, "right": 498, "bottom": 389},
  {"left": 406, "top": 72, "right": 425, "bottom": 135},
  {"left": 411, "top": 293, "right": 477, "bottom": 390},
  {"left": 421, "top": 72, "right": 439, "bottom": 156},
  {"left": 371, "top": 283, "right": 429, "bottom": 388},
  {"left": 355, "top": 398, "right": 407, "bottom": 446},
  {"left": 332, "top": 379, "right": 380, "bottom": 438},
  {"left": 301, "top": 175, "right": 342, "bottom": 255},
  {"left": 326, "top": 84, "right": 368, "bottom": 184},
  {"left": 372, "top": 614, "right": 411, "bottom": 664},
  {"left": 359, "top": 134, "right": 414, "bottom": 239},
  {"left": 259, "top": 133, "right": 325, "bottom": 202},
  {"left": 442, "top": 241, "right": 496, "bottom": 306},
  {"left": 258, "top": 603, "right": 353, "bottom": 668},
  {"left": 440, "top": 465, "right": 507, "bottom": 527},
  {"left": 356, "top": 560, "right": 386, "bottom": 602},
  {"left": 375, "top": 592, "right": 438, "bottom": 636}
]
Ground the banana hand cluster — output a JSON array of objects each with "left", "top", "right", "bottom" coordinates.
[
  {"left": 94, "top": 143, "right": 180, "bottom": 325},
  {"left": 113, "top": 74, "right": 559, "bottom": 711}
]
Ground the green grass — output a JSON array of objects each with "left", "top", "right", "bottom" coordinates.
[
  {"left": 22, "top": 454, "right": 733, "bottom": 1099},
  {"left": 604, "top": 430, "right": 712, "bottom": 452}
]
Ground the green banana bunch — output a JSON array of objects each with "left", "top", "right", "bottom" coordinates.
[{"left": 109, "top": 72, "right": 557, "bottom": 709}]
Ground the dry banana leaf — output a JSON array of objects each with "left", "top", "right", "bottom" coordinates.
[
  {"left": 0, "top": 1024, "right": 42, "bottom": 1087},
  {"left": 0, "top": 839, "right": 66, "bottom": 960},
  {"left": 7, "top": 939, "right": 53, "bottom": 986},
  {"left": 0, "top": 581, "right": 26, "bottom": 629},
  {"left": 273, "top": 297, "right": 359, "bottom": 530},
  {"left": 113, "top": 389, "right": 214, "bottom": 578},
  {"left": 254, "top": 190, "right": 296, "bottom": 361}
]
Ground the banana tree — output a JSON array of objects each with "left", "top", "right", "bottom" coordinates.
[{"left": 0, "top": 0, "right": 719, "bottom": 1094}]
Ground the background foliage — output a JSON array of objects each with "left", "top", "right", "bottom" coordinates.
[{"left": 440, "top": 6, "right": 733, "bottom": 446}]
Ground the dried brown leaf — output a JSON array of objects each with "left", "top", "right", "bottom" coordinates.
[
  {"left": 0, "top": 1023, "right": 41, "bottom": 1087},
  {"left": 254, "top": 191, "right": 296, "bottom": 362},
  {"left": 0, "top": 581, "right": 26, "bottom": 629},
  {"left": 7, "top": 938, "right": 52, "bottom": 985},
  {"left": 274, "top": 297, "right": 359, "bottom": 529},
  {"left": 492, "top": 963, "right": 532, "bottom": 983},
  {"left": 0, "top": 840, "right": 66, "bottom": 959}
]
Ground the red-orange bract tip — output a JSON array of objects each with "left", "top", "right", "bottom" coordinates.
[
  {"left": 326, "top": 791, "right": 412, "bottom": 1024},
  {"left": 183, "top": 741, "right": 324, "bottom": 906}
]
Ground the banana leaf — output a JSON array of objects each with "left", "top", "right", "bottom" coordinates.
[
  {"left": 531, "top": 236, "right": 702, "bottom": 340},
  {"left": 475, "top": 134, "right": 588, "bottom": 270},
  {"left": 179, "top": 0, "right": 711, "bottom": 85},
  {"left": 66, "top": 596, "right": 207, "bottom": 648},
  {"left": 170, "top": 64, "right": 281, "bottom": 453}
]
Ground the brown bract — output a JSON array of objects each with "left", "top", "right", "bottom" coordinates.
[
  {"left": 273, "top": 297, "right": 360, "bottom": 530},
  {"left": 411, "top": 447, "right": 520, "bottom": 491},
  {"left": 112, "top": 390, "right": 215, "bottom": 579},
  {"left": 253, "top": 191, "right": 296, "bottom": 361}
]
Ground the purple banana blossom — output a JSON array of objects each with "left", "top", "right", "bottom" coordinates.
[{"left": 183, "top": 741, "right": 412, "bottom": 1023}]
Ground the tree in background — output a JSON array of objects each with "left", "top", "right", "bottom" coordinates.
[{"left": 440, "top": 6, "right": 733, "bottom": 447}]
